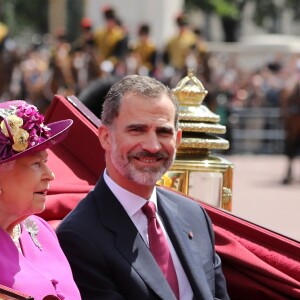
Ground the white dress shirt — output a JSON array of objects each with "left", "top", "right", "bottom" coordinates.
[{"left": 104, "top": 169, "right": 193, "bottom": 300}]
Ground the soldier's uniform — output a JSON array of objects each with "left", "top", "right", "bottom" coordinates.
[
  {"left": 132, "top": 24, "right": 157, "bottom": 75},
  {"left": 94, "top": 25, "right": 125, "bottom": 65},
  {"left": 94, "top": 6, "right": 127, "bottom": 67},
  {"left": 164, "top": 14, "right": 196, "bottom": 71}
]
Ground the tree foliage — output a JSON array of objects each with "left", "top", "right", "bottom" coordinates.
[
  {"left": 185, "top": 0, "right": 247, "bottom": 41},
  {"left": 185, "top": 0, "right": 241, "bottom": 19},
  {"left": 186, "top": 0, "right": 300, "bottom": 23},
  {"left": 185, "top": 0, "right": 300, "bottom": 41},
  {"left": 1, "top": 0, "right": 48, "bottom": 35}
]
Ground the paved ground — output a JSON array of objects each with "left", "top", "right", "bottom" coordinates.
[{"left": 222, "top": 154, "right": 300, "bottom": 242}]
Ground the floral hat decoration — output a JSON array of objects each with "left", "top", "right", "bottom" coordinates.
[{"left": 0, "top": 100, "right": 73, "bottom": 163}]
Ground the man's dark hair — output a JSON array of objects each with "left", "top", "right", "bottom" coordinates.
[{"left": 101, "top": 75, "right": 179, "bottom": 130}]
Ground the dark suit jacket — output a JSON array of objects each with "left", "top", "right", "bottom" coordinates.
[{"left": 56, "top": 176, "right": 230, "bottom": 300}]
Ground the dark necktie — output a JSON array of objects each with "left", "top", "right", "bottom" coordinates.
[{"left": 142, "top": 201, "right": 179, "bottom": 299}]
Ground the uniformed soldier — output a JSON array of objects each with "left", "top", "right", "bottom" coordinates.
[
  {"left": 163, "top": 13, "right": 196, "bottom": 72},
  {"left": 94, "top": 6, "right": 128, "bottom": 70},
  {"left": 131, "top": 23, "right": 157, "bottom": 76}
]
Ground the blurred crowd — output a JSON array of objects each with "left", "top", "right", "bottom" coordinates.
[
  {"left": 0, "top": 4, "right": 299, "bottom": 182},
  {"left": 0, "top": 6, "right": 299, "bottom": 113},
  {"left": 0, "top": 6, "right": 213, "bottom": 113}
]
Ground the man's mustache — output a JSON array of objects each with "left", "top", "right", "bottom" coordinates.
[{"left": 128, "top": 150, "right": 169, "bottom": 159}]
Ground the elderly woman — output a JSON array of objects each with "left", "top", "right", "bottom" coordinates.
[{"left": 0, "top": 100, "right": 80, "bottom": 299}]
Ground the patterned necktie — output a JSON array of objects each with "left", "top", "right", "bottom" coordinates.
[{"left": 142, "top": 201, "right": 179, "bottom": 299}]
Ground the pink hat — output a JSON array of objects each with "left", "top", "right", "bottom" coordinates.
[{"left": 0, "top": 100, "right": 73, "bottom": 164}]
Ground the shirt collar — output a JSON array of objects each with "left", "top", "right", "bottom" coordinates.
[{"left": 103, "top": 169, "right": 157, "bottom": 217}]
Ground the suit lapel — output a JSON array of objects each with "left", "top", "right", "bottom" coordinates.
[
  {"left": 94, "top": 178, "right": 176, "bottom": 300},
  {"left": 157, "top": 189, "right": 213, "bottom": 299}
]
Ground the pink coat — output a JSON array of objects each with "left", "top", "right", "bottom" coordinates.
[{"left": 0, "top": 215, "right": 81, "bottom": 300}]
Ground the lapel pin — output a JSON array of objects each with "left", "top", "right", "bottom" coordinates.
[{"left": 188, "top": 232, "right": 193, "bottom": 239}]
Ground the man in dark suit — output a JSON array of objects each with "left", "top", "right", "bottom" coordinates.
[{"left": 57, "top": 75, "right": 230, "bottom": 299}]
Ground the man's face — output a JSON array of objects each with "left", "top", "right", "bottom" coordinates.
[{"left": 99, "top": 92, "right": 181, "bottom": 194}]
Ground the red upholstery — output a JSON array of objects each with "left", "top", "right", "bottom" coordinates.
[
  {"left": 40, "top": 95, "right": 300, "bottom": 300},
  {"left": 203, "top": 203, "right": 300, "bottom": 299},
  {"left": 38, "top": 95, "right": 103, "bottom": 222}
]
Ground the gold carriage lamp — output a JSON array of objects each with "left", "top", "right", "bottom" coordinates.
[{"left": 158, "top": 69, "right": 233, "bottom": 211}]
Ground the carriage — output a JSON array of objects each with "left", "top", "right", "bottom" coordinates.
[{"left": 38, "top": 94, "right": 300, "bottom": 300}]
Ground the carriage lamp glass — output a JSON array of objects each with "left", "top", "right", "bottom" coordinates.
[{"left": 189, "top": 171, "right": 222, "bottom": 207}]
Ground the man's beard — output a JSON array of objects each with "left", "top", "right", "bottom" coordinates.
[{"left": 110, "top": 139, "right": 175, "bottom": 186}]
